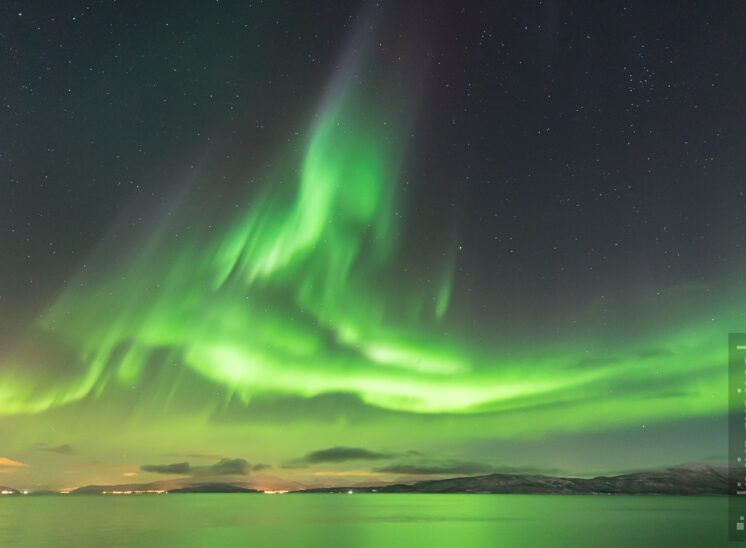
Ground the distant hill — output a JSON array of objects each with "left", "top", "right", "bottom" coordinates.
[
  {"left": 70, "top": 479, "right": 187, "bottom": 495},
  {"left": 168, "top": 483, "right": 260, "bottom": 493},
  {"left": 298, "top": 465, "right": 730, "bottom": 495},
  {"left": 69, "top": 477, "right": 259, "bottom": 495},
  {"left": 56, "top": 465, "right": 733, "bottom": 496}
]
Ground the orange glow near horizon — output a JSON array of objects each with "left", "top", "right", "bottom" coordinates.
[{"left": 0, "top": 457, "right": 29, "bottom": 468}]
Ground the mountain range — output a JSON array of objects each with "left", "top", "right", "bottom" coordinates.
[
  {"left": 298, "top": 465, "right": 730, "bottom": 495},
  {"left": 1, "top": 465, "right": 731, "bottom": 496}
]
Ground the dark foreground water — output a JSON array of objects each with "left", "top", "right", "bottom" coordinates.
[{"left": 0, "top": 494, "right": 735, "bottom": 547}]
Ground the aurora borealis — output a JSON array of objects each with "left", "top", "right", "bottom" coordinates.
[{"left": 1, "top": 1, "right": 744, "bottom": 491}]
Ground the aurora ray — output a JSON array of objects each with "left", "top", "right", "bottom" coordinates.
[{"left": 0, "top": 17, "right": 731, "bottom": 423}]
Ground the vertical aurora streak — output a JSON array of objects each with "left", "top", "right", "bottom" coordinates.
[
  {"left": 0, "top": 31, "right": 731, "bottom": 420},
  {"left": 0, "top": 14, "right": 732, "bottom": 420}
]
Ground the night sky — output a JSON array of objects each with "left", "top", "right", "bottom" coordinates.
[{"left": 1, "top": 1, "right": 744, "bottom": 491}]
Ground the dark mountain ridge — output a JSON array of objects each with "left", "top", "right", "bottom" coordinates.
[
  {"left": 23, "top": 464, "right": 733, "bottom": 496},
  {"left": 168, "top": 483, "right": 260, "bottom": 493},
  {"left": 298, "top": 465, "right": 730, "bottom": 495}
]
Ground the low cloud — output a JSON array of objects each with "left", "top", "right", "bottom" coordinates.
[
  {"left": 491, "top": 464, "right": 560, "bottom": 475},
  {"left": 376, "top": 460, "right": 494, "bottom": 476},
  {"left": 141, "top": 458, "right": 250, "bottom": 476},
  {"left": 377, "top": 460, "right": 559, "bottom": 476},
  {"left": 35, "top": 443, "right": 74, "bottom": 455},
  {"left": 205, "top": 458, "right": 250, "bottom": 476},
  {"left": 164, "top": 453, "right": 225, "bottom": 460},
  {"left": 82, "top": 460, "right": 129, "bottom": 470},
  {"left": 141, "top": 462, "right": 191, "bottom": 475},
  {"left": 283, "top": 447, "right": 392, "bottom": 468},
  {"left": 313, "top": 470, "right": 384, "bottom": 477}
]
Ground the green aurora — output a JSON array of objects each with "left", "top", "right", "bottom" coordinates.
[{"left": 0, "top": 12, "right": 735, "bottom": 490}]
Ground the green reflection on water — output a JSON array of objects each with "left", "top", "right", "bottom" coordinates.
[{"left": 0, "top": 494, "right": 732, "bottom": 547}]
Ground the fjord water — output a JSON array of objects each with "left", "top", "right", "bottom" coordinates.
[{"left": 0, "top": 494, "right": 730, "bottom": 547}]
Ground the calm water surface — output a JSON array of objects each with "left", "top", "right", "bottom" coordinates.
[{"left": 0, "top": 494, "right": 734, "bottom": 547}]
